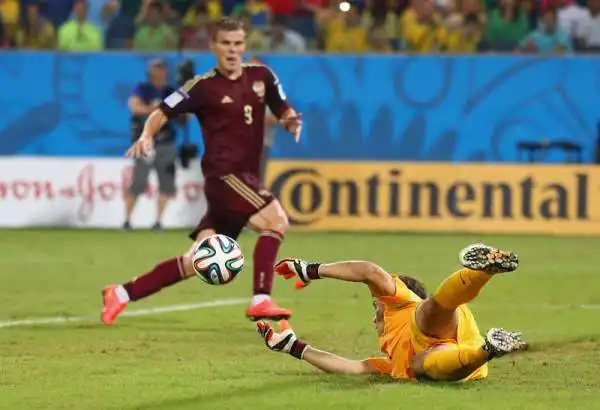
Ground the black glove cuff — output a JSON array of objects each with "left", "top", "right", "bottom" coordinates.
[
  {"left": 306, "top": 264, "right": 321, "bottom": 280},
  {"left": 290, "top": 340, "right": 308, "bottom": 359}
]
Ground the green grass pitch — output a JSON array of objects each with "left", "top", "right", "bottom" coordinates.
[{"left": 1, "top": 230, "right": 600, "bottom": 410}]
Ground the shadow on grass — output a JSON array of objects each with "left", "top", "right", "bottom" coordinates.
[
  {"left": 517, "top": 336, "right": 600, "bottom": 355},
  {"left": 130, "top": 373, "right": 408, "bottom": 410},
  {"left": 131, "top": 370, "right": 498, "bottom": 410}
]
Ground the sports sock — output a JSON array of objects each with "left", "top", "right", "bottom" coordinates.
[
  {"left": 123, "top": 257, "right": 186, "bottom": 301},
  {"left": 253, "top": 230, "right": 284, "bottom": 296},
  {"left": 422, "top": 345, "right": 488, "bottom": 381},
  {"left": 432, "top": 268, "right": 491, "bottom": 310},
  {"left": 251, "top": 294, "right": 270, "bottom": 305}
]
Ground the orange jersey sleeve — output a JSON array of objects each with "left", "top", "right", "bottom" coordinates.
[
  {"left": 366, "top": 357, "right": 393, "bottom": 375},
  {"left": 378, "top": 276, "right": 423, "bottom": 307}
]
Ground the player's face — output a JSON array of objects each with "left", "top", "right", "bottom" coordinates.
[
  {"left": 372, "top": 300, "right": 385, "bottom": 337},
  {"left": 212, "top": 29, "right": 246, "bottom": 73}
]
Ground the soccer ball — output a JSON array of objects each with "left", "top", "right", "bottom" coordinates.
[{"left": 191, "top": 234, "right": 245, "bottom": 285}]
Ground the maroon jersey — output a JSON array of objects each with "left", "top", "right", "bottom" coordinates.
[{"left": 159, "top": 63, "right": 291, "bottom": 178}]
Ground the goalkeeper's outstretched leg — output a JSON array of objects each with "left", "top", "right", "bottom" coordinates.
[
  {"left": 403, "top": 243, "right": 521, "bottom": 381},
  {"left": 416, "top": 243, "right": 519, "bottom": 342},
  {"left": 409, "top": 327, "right": 526, "bottom": 381}
]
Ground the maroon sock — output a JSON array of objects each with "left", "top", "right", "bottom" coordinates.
[
  {"left": 123, "top": 257, "right": 186, "bottom": 301},
  {"left": 253, "top": 230, "right": 284, "bottom": 295}
]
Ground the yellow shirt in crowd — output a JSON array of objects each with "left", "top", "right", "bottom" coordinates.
[
  {"left": 400, "top": 8, "right": 451, "bottom": 52},
  {"left": 0, "top": 0, "right": 19, "bottom": 25},
  {"left": 325, "top": 16, "right": 368, "bottom": 53},
  {"left": 183, "top": 0, "right": 222, "bottom": 26}
]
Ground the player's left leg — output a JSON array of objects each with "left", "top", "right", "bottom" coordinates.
[
  {"left": 215, "top": 172, "right": 291, "bottom": 321},
  {"left": 410, "top": 328, "right": 526, "bottom": 382},
  {"left": 245, "top": 199, "right": 291, "bottom": 321}
]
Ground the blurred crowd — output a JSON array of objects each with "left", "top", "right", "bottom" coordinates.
[{"left": 1, "top": 0, "right": 599, "bottom": 53}]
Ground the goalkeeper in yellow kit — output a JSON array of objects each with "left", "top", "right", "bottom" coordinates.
[{"left": 256, "top": 244, "right": 526, "bottom": 382}]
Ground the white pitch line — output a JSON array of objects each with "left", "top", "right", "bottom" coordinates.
[
  {"left": 542, "top": 303, "right": 600, "bottom": 310},
  {"left": 0, "top": 298, "right": 248, "bottom": 329},
  {"left": 471, "top": 304, "right": 600, "bottom": 311},
  {"left": 1, "top": 300, "right": 599, "bottom": 329}
]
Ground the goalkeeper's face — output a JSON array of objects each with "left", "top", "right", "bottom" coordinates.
[{"left": 372, "top": 300, "right": 385, "bottom": 337}]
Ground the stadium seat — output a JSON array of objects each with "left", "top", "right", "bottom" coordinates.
[{"left": 517, "top": 140, "right": 583, "bottom": 163}]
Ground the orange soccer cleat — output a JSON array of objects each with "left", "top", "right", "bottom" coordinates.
[
  {"left": 101, "top": 285, "right": 128, "bottom": 325},
  {"left": 246, "top": 299, "right": 292, "bottom": 322}
]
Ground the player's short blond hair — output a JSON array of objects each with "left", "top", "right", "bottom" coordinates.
[{"left": 212, "top": 18, "right": 245, "bottom": 40}]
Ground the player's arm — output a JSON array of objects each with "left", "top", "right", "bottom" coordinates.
[
  {"left": 158, "top": 79, "right": 203, "bottom": 124},
  {"left": 126, "top": 77, "right": 202, "bottom": 157},
  {"left": 263, "top": 66, "right": 291, "bottom": 118},
  {"left": 129, "top": 109, "right": 168, "bottom": 155},
  {"left": 276, "top": 259, "right": 396, "bottom": 298},
  {"left": 263, "top": 66, "right": 302, "bottom": 142},
  {"left": 257, "top": 321, "right": 381, "bottom": 375},
  {"left": 265, "top": 112, "right": 279, "bottom": 126}
]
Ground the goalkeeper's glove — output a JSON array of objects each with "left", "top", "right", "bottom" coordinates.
[
  {"left": 274, "top": 258, "right": 321, "bottom": 289},
  {"left": 256, "top": 320, "right": 308, "bottom": 360}
]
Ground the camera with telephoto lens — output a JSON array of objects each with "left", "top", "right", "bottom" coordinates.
[
  {"left": 176, "top": 59, "right": 199, "bottom": 169},
  {"left": 179, "top": 143, "right": 199, "bottom": 168},
  {"left": 176, "top": 60, "right": 196, "bottom": 86}
]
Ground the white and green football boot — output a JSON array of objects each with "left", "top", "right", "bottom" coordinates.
[
  {"left": 459, "top": 243, "right": 519, "bottom": 274},
  {"left": 483, "top": 328, "right": 527, "bottom": 359}
]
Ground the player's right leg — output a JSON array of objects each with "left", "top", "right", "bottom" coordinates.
[{"left": 100, "top": 220, "right": 215, "bottom": 325}]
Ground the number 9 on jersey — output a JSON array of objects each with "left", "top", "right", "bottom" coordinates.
[
  {"left": 244, "top": 105, "right": 253, "bottom": 125},
  {"left": 192, "top": 234, "right": 245, "bottom": 285}
]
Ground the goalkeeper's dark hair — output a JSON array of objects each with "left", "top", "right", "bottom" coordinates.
[{"left": 398, "top": 275, "right": 427, "bottom": 299}]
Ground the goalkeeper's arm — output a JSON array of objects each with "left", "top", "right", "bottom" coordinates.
[
  {"left": 257, "top": 320, "right": 379, "bottom": 375},
  {"left": 276, "top": 259, "right": 397, "bottom": 298},
  {"left": 302, "top": 346, "right": 379, "bottom": 375}
]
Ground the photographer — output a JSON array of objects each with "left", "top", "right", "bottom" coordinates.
[{"left": 124, "top": 58, "right": 177, "bottom": 231}]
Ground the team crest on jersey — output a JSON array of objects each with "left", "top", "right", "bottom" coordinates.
[{"left": 252, "top": 81, "right": 265, "bottom": 98}]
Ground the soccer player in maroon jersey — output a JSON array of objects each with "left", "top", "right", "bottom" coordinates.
[{"left": 100, "top": 18, "right": 302, "bottom": 324}]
